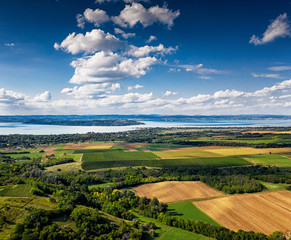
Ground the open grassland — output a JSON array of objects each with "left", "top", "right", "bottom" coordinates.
[
  {"left": 134, "top": 181, "right": 223, "bottom": 203},
  {"left": 0, "top": 184, "right": 32, "bottom": 197},
  {"left": 45, "top": 154, "right": 83, "bottom": 173},
  {"left": 168, "top": 201, "right": 220, "bottom": 226},
  {"left": 244, "top": 154, "right": 291, "bottom": 167},
  {"left": 193, "top": 190, "right": 291, "bottom": 235},
  {"left": 82, "top": 155, "right": 251, "bottom": 170}
]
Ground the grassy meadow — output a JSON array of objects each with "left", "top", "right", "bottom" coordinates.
[{"left": 167, "top": 201, "right": 220, "bottom": 226}]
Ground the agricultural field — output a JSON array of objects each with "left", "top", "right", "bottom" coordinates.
[
  {"left": 193, "top": 190, "right": 291, "bottom": 235},
  {"left": 133, "top": 213, "right": 215, "bottom": 240},
  {"left": 80, "top": 149, "right": 159, "bottom": 161},
  {"left": 0, "top": 184, "right": 32, "bottom": 197},
  {"left": 167, "top": 201, "right": 220, "bottom": 226},
  {"left": 134, "top": 181, "right": 223, "bottom": 203},
  {"left": 65, "top": 142, "right": 114, "bottom": 150},
  {"left": 82, "top": 155, "right": 250, "bottom": 170},
  {"left": 45, "top": 155, "right": 83, "bottom": 173},
  {"left": 259, "top": 181, "right": 290, "bottom": 191},
  {"left": 203, "top": 147, "right": 291, "bottom": 156},
  {"left": 88, "top": 182, "right": 116, "bottom": 189},
  {"left": 244, "top": 154, "right": 291, "bottom": 167},
  {"left": 159, "top": 227, "right": 215, "bottom": 240},
  {"left": 153, "top": 149, "right": 221, "bottom": 159},
  {"left": 136, "top": 143, "right": 191, "bottom": 151}
]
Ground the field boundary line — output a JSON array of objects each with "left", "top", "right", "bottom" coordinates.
[{"left": 158, "top": 227, "right": 173, "bottom": 239}]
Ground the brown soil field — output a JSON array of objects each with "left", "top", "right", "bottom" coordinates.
[
  {"left": 134, "top": 181, "right": 223, "bottom": 203},
  {"left": 193, "top": 190, "right": 291, "bottom": 235},
  {"left": 65, "top": 142, "right": 114, "bottom": 150},
  {"left": 42, "top": 147, "right": 57, "bottom": 156}
]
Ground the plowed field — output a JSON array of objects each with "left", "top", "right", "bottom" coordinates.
[{"left": 134, "top": 181, "right": 223, "bottom": 203}]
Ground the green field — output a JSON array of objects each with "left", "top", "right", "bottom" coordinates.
[
  {"left": 133, "top": 213, "right": 214, "bottom": 240},
  {"left": 0, "top": 184, "right": 32, "bottom": 197},
  {"left": 5, "top": 152, "right": 44, "bottom": 159},
  {"left": 167, "top": 201, "right": 220, "bottom": 226},
  {"left": 137, "top": 143, "right": 191, "bottom": 151},
  {"left": 159, "top": 227, "right": 214, "bottom": 240},
  {"left": 88, "top": 182, "right": 116, "bottom": 189},
  {"left": 245, "top": 154, "right": 291, "bottom": 167},
  {"left": 260, "top": 181, "right": 290, "bottom": 191},
  {"left": 82, "top": 155, "right": 251, "bottom": 170},
  {"left": 78, "top": 149, "right": 159, "bottom": 160}
]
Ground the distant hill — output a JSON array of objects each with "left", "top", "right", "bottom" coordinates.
[
  {"left": 23, "top": 119, "right": 144, "bottom": 126},
  {"left": 0, "top": 114, "right": 291, "bottom": 124}
]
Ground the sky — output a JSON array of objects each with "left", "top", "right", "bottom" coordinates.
[{"left": 1, "top": 0, "right": 291, "bottom": 115}]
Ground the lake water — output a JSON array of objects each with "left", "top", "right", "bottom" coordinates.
[{"left": 0, "top": 119, "right": 291, "bottom": 135}]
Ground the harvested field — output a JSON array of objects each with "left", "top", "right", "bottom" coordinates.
[
  {"left": 153, "top": 150, "right": 222, "bottom": 159},
  {"left": 204, "top": 147, "right": 291, "bottom": 156},
  {"left": 193, "top": 190, "right": 291, "bottom": 235},
  {"left": 65, "top": 142, "right": 114, "bottom": 150},
  {"left": 134, "top": 181, "right": 223, "bottom": 203}
]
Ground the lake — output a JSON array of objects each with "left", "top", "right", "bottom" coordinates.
[{"left": 0, "top": 119, "right": 291, "bottom": 135}]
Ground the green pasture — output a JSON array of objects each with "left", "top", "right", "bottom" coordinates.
[
  {"left": 5, "top": 152, "right": 44, "bottom": 159},
  {"left": 81, "top": 149, "right": 159, "bottom": 162},
  {"left": 138, "top": 143, "right": 190, "bottom": 151},
  {"left": 159, "top": 227, "right": 214, "bottom": 240},
  {"left": 245, "top": 154, "right": 291, "bottom": 167},
  {"left": 167, "top": 201, "right": 220, "bottom": 226},
  {"left": 260, "top": 181, "right": 290, "bottom": 191},
  {"left": 82, "top": 156, "right": 251, "bottom": 170},
  {"left": 133, "top": 213, "right": 214, "bottom": 240},
  {"left": 88, "top": 182, "right": 116, "bottom": 190}
]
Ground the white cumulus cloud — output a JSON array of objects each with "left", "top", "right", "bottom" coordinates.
[
  {"left": 112, "top": 3, "right": 180, "bottom": 28},
  {"left": 77, "top": 8, "right": 109, "bottom": 28},
  {"left": 69, "top": 51, "right": 157, "bottom": 84},
  {"left": 54, "top": 29, "right": 123, "bottom": 54},
  {"left": 33, "top": 91, "right": 52, "bottom": 102},
  {"left": 61, "top": 83, "right": 120, "bottom": 99}
]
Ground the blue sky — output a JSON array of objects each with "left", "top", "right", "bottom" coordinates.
[{"left": 1, "top": 0, "right": 291, "bottom": 115}]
